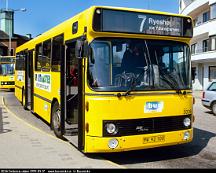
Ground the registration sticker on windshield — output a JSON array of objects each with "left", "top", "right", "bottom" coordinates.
[{"left": 144, "top": 101, "right": 164, "bottom": 113}]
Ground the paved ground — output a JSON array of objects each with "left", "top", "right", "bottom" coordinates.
[
  {"left": 101, "top": 98, "right": 216, "bottom": 168},
  {"left": 193, "top": 90, "right": 203, "bottom": 99},
  {"left": 0, "top": 93, "right": 119, "bottom": 168},
  {"left": 0, "top": 90, "right": 216, "bottom": 169}
]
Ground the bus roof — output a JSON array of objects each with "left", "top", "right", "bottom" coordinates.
[{"left": 16, "top": 6, "right": 192, "bottom": 53}]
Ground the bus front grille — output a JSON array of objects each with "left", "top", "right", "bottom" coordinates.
[
  {"left": 1, "top": 81, "right": 15, "bottom": 85},
  {"left": 103, "top": 115, "right": 192, "bottom": 137}
]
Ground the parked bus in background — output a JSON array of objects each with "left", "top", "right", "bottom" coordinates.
[
  {"left": 15, "top": 6, "right": 194, "bottom": 153},
  {"left": 0, "top": 56, "right": 15, "bottom": 90}
]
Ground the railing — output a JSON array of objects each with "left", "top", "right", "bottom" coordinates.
[
  {"left": 180, "top": 0, "right": 197, "bottom": 12},
  {"left": 194, "top": 18, "right": 216, "bottom": 28},
  {"left": 191, "top": 48, "right": 216, "bottom": 55}
]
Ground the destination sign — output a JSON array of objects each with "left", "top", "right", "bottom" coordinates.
[
  {"left": 0, "top": 57, "right": 15, "bottom": 63},
  {"left": 93, "top": 8, "right": 193, "bottom": 38}
]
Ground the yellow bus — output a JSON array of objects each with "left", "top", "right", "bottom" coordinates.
[
  {"left": 15, "top": 6, "right": 194, "bottom": 153},
  {"left": 0, "top": 56, "right": 15, "bottom": 90}
]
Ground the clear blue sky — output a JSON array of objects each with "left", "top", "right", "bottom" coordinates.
[{"left": 0, "top": 0, "right": 179, "bottom": 38}]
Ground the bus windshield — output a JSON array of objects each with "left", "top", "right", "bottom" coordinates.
[
  {"left": 0, "top": 63, "right": 15, "bottom": 75},
  {"left": 88, "top": 39, "right": 191, "bottom": 91}
]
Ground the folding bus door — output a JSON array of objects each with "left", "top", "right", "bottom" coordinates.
[{"left": 25, "top": 50, "right": 34, "bottom": 110}]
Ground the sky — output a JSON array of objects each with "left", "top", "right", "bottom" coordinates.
[{"left": 0, "top": 0, "right": 179, "bottom": 38}]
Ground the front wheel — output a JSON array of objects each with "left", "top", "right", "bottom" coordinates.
[
  {"left": 211, "top": 102, "right": 216, "bottom": 116},
  {"left": 51, "top": 102, "right": 64, "bottom": 139}
]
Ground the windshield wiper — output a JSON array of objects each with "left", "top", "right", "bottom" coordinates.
[
  {"left": 123, "top": 68, "right": 148, "bottom": 96},
  {"left": 160, "top": 74, "right": 186, "bottom": 95}
]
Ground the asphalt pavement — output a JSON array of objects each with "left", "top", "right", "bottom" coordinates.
[{"left": 1, "top": 90, "right": 216, "bottom": 169}]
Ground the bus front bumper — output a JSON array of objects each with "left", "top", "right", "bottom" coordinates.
[
  {"left": 85, "top": 129, "right": 193, "bottom": 153},
  {"left": 0, "top": 81, "right": 15, "bottom": 89}
]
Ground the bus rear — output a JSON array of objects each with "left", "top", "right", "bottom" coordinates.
[{"left": 0, "top": 56, "right": 15, "bottom": 90}]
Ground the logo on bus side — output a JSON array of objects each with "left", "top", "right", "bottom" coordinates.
[
  {"left": 144, "top": 101, "right": 164, "bottom": 113},
  {"left": 35, "top": 73, "right": 51, "bottom": 92}
]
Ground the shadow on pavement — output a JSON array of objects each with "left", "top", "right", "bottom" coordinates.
[
  {"left": 205, "top": 110, "right": 216, "bottom": 116},
  {"left": 96, "top": 127, "right": 216, "bottom": 165},
  {"left": 0, "top": 108, "right": 12, "bottom": 134}
]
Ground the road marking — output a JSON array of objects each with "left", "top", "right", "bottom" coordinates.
[{"left": 1, "top": 96, "right": 126, "bottom": 169}]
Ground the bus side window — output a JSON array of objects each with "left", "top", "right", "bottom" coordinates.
[
  {"left": 35, "top": 44, "right": 42, "bottom": 71},
  {"left": 51, "top": 35, "right": 64, "bottom": 72},
  {"left": 66, "top": 42, "right": 78, "bottom": 87},
  {"left": 42, "top": 39, "right": 51, "bottom": 72}
]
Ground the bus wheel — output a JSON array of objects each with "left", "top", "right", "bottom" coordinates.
[
  {"left": 10, "top": 88, "right": 15, "bottom": 92},
  {"left": 211, "top": 102, "right": 216, "bottom": 116},
  {"left": 51, "top": 102, "right": 63, "bottom": 139}
]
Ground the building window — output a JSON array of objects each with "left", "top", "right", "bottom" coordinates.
[
  {"left": 193, "top": 18, "right": 198, "bottom": 26},
  {"left": 10, "top": 48, "right": 14, "bottom": 56},
  {"left": 191, "top": 43, "right": 196, "bottom": 54},
  {"left": 203, "top": 11, "right": 210, "bottom": 23},
  {"left": 209, "top": 66, "right": 216, "bottom": 82},
  {"left": 191, "top": 67, "right": 196, "bottom": 83},
  {"left": 210, "top": 3, "right": 216, "bottom": 19},
  {"left": 210, "top": 35, "right": 216, "bottom": 51},
  {"left": 203, "top": 39, "right": 209, "bottom": 52}
]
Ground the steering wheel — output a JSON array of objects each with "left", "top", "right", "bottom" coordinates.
[{"left": 114, "top": 72, "right": 135, "bottom": 87}]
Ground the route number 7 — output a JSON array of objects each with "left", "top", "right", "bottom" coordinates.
[{"left": 138, "top": 15, "right": 147, "bottom": 32}]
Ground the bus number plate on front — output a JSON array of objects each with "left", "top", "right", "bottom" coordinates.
[{"left": 143, "top": 135, "right": 165, "bottom": 144}]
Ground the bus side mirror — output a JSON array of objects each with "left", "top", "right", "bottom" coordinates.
[{"left": 75, "top": 40, "right": 88, "bottom": 59}]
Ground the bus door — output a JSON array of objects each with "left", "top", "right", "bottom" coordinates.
[
  {"left": 25, "top": 50, "right": 34, "bottom": 110},
  {"left": 62, "top": 42, "right": 80, "bottom": 148}
]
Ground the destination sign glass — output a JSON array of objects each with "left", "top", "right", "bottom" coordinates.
[
  {"left": 0, "top": 57, "right": 15, "bottom": 63},
  {"left": 93, "top": 9, "right": 193, "bottom": 38}
]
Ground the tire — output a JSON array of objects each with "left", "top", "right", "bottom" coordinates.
[
  {"left": 51, "top": 101, "right": 64, "bottom": 139},
  {"left": 10, "top": 88, "right": 15, "bottom": 92},
  {"left": 211, "top": 102, "right": 216, "bottom": 116}
]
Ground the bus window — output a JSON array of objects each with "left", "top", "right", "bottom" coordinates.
[
  {"left": 35, "top": 44, "right": 43, "bottom": 71},
  {"left": 42, "top": 39, "right": 51, "bottom": 71},
  {"left": 88, "top": 41, "right": 110, "bottom": 87},
  {"left": 15, "top": 52, "right": 25, "bottom": 71},
  {"left": 52, "top": 35, "right": 64, "bottom": 72}
]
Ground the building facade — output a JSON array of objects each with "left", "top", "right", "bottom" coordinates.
[
  {"left": 179, "top": 0, "right": 216, "bottom": 90},
  {"left": 0, "top": 30, "right": 29, "bottom": 56},
  {"left": 0, "top": 9, "right": 29, "bottom": 56}
]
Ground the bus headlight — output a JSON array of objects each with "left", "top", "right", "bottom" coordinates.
[
  {"left": 108, "top": 138, "right": 119, "bottom": 149},
  {"left": 183, "top": 117, "right": 191, "bottom": 127},
  {"left": 105, "top": 123, "right": 118, "bottom": 134}
]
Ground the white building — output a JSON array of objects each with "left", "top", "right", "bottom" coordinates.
[{"left": 179, "top": 0, "right": 216, "bottom": 90}]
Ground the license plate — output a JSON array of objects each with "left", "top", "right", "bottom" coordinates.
[{"left": 143, "top": 135, "right": 165, "bottom": 144}]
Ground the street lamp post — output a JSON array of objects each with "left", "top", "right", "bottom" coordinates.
[
  {"left": 1, "top": 0, "right": 27, "bottom": 55},
  {"left": 7, "top": 8, "right": 27, "bottom": 56}
]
